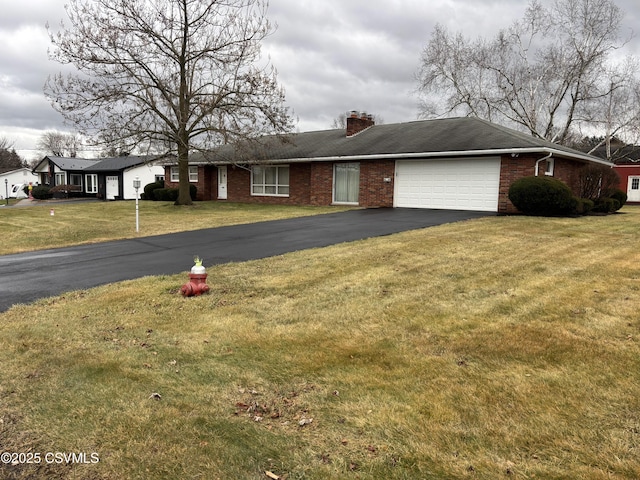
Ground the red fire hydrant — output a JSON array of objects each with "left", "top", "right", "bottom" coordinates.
[{"left": 181, "top": 257, "right": 210, "bottom": 297}]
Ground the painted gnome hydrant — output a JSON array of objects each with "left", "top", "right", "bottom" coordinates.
[{"left": 181, "top": 256, "right": 210, "bottom": 297}]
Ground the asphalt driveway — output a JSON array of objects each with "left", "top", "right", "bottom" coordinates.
[{"left": 0, "top": 208, "right": 493, "bottom": 312}]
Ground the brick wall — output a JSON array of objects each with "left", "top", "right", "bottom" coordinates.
[
  {"left": 163, "top": 165, "right": 211, "bottom": 201},
  {"left": 498, "top": 155, "right": 586, "bottom": 213},
  {"left": 309, "top": 160, "right": 395, "bottom": 207},
  {"left": 309, "top": 163, "right": 333, "bottom": 205},
  {"left": 359, "top": 160, "right": 395, "bottom": 207},
  {"left": 226, "top": 163, "right": 312, "bottom": 205}
]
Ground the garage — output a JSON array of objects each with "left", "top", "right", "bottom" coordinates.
[{"left": 394, "top": 157, "right": 502, "bottom": 212}]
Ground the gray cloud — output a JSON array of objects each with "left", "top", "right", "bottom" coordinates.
[{"left": 1, "top": 0, "right": 639, "bottom": 159}]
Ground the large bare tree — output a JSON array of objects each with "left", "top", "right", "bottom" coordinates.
[
  {"left": 37, "top": 131, "right": 82, "bottom": 158},
  {"left": 45, "top": 0, "right": 292, "bottom": 205},
  {"left": 417, "top": 0, "right": 639, "bottom": 155}
]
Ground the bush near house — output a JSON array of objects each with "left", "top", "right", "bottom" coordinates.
[
  {"left": 145, "top": 183, "right": 197, "bottom": 201},
  {"left": 153, "top": 187, "right": 179, "bottom": 202},
  {"left": 30, "top": 185, "right": 52, "bottom": 200},
  {"left": 508, "top": 176, "right": 578, "bottom": 216},
  {"left": 576, "top": 165, "right": 626, "bottom": 213},
  {"left": 49, "top": 184, "right": 83, "bottom": 199},
  {"left": 142, "top": 180, "right": 164, "bottom": 200}
]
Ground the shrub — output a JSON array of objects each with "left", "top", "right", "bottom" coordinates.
[
  {"left": 142, "top": 181, "right": 164, "bottom": 201},
  {"left": 574, "top": 198, "right": 594, "bottom": 215},
  {"left": 608, "top": 189, "right": 627, "bottom": 211},
  {"left": 153, "top": 188, "right": 179, "bottom": 202},
  {"left": 592, "top": 197, "right": 620, "bottom": 214},
  {"left": 31, "top": 186, "right": 52, "bottom": 200},
  {"left": 578, "top": 165, "right": 620, "bottom": 201},
  {"left": 189, "top": 184, "right": 197, "bottom": 200},
  {"left": 508, "top": 176, "right": 577, "bottom": 216}
]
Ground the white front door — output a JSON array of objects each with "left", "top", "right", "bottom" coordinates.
[
  {"left": 218, "top": 166, "right": 227, "bottom": 200},
  {"left": 628, "top": 176, "right": 640, "bottom": 202},
  {"left": 106, "top": 176, "right": 119, "bottom": 200}
]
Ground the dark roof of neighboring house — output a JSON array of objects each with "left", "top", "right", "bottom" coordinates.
[
  {"left": 34, "top": 155, "right": 165, "bottom": 173},
  {"left": 590, "top": 144, "right": 640, "bottom": 165},
  {"left": 46, "top": 157, "right": 101, "bottom": 171},
  {"left": 83, "top": 155, "right": 160, "bottom": 172},
  {"left": 188, "top": 117, "right": 611, "bottom": 166}
]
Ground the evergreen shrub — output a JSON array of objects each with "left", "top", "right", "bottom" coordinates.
[{"left": 508, "top": 176, "right": 577, "bottom": 216}]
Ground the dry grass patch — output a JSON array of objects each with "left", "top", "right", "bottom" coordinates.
[
  {"left": 0, "top": 208, "right": 639, "bottom": 479},
  {"left": 0, "top": 201, "right": 352, "bottom": 254}
]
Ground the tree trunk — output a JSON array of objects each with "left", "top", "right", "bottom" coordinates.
[{"left": 176, "top": 141, "right": 192, "bottom": 206}]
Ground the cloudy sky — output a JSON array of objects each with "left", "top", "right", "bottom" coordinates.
[{"left": 1, "top": 0, "right": 639, "bottom": 161}]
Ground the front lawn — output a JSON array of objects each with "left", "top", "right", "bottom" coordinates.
[
  {"left": 0, "top": 207, "right": 639, "bottom": 479},
  {"left": 0, "top": 201, "right": 352, "bottom": 255}
]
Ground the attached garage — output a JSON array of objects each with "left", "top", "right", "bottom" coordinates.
[{"left": 394, "top": 157, "right": 502, "bottom": 212}]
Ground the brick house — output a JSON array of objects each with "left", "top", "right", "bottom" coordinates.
[{"left": 164, "top": 114, "right": 612, "bottom": 213}]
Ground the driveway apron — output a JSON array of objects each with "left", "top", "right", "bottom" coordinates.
[{"left": 0, "top": 208, "right": 493, "bottom": 312}]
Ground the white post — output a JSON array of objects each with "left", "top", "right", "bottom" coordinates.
[{"left": 133, "top": 176, "right": 141, "bottom": 232}]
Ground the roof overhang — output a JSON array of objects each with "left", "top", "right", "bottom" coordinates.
[{"left": 188, "top": 146, "right": 612, "bottom": 167}]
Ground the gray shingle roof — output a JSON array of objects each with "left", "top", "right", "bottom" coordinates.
[
  {"left": 84, "top": 155, "right": 158, "bottom": 171},
  {"left": 201, "top": 117, "right": 610, "bottom": 166},
  {"left": 39, "top": 155, "right": 163, "bottom": 172}
]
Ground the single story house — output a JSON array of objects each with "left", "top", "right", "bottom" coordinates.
[
  {"left": 33, "top": 155, "right": 166, "bottom": 200},
  {"left": 164, "top": 114, "right": 613, "bottom": 213},
  {"left": 0, "top": 167, "right": 39, "bottom": 199}
]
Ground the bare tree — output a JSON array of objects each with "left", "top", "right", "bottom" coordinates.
[
  {"left": 37, "top": 131, "right": 82, "bottom": 158},
  {"left": 45, "top": 0, "right": 292, "bottom": 205},
  {"left": 417, "top": 0, "right": 637, "bottom": 150}
]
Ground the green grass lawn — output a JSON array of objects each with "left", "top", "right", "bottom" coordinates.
[{"left": 0, "top": 205, "right": 639, "bottom": 479}]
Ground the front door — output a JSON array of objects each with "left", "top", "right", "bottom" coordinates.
[
  {"left": 218, "top": 166, "right": 228, "bottom": 200},
  {"left": 628, "top": 176, "right": 640, "bottom": 202},
  {"left": 106, "top": 176, "right": 119, "bottom": 200}
]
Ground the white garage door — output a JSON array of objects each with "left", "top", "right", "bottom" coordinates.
[{"left": 394, "top": 157, "right": 501, "bottom": 212}]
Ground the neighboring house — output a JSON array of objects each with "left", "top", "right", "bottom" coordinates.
[
  {"left": 597, "top": 146, "right": 640, "bottom": 204},
  {"left": 588, "top": 143, "right": 640, "bottom": 203},
  {"left": 33, "top": 155, "right": 166, "bottom": 200},
  {"left": 163, "top": 114, "right": 612, "bottom": 214},
  {"left": 0, "top": 167, "right": 39, "bottom": 199}
]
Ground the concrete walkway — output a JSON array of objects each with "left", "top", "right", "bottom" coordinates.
[{"left": 0, "top": 208, "right": 493, "bottom": 312}]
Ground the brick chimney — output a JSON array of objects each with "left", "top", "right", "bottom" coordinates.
[{"left": 346, "top": 110, "right": 375, "bottom": 137}]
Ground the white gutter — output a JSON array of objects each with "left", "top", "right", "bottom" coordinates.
[
  {"left": 174, "top": 146, "right": 613, "bottom": 167},
  {"left": 534, "top": 152, "right": 553, "bottom": 176}
]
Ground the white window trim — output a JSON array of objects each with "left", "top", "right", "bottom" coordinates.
[
  {"left": 544, "top": 158, "right": 555, "bottom": 176},
  {"left": 251, "top": 165, "right": 290, "bottom": 197},
  {"left": 85, "top": 174, "right": 98, "bottom": 194},
  {"left": 170, "top": 166, "right": 198, "bottom": 183},
  {"left": 55, "top": 172, "right": 66, "bottom": 185}
]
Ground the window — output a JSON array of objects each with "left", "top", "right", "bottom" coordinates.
[
  {"left": 333, "top": 162, "right": 360, "bottom": 204},
  {"left": 632, "top": 178, "right": 640, "bottom": 190},
  {"left": 85, "top": 174, "right": 98, "bottom": 194},
  {"left": 170, "top": 166, "right": 198, "bottom": 182},
  {"left": 251, "top": 165, "right": 290, "bottom": 196},
  {"left": 69, "top": 174, "right": 82, "bottom": 186},
  {"left": 55, "top": 172, "right": 66, "bottom": 185},
  {"left": 545, "top": 158, "right": 555, "bottom": 176},
  {"left": 155, "top": 174, "right": 165, "bottom": 182}
]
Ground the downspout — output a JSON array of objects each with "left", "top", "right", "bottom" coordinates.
[{"left": 535, "top": 152, "right": 553, "bottom": 176}]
